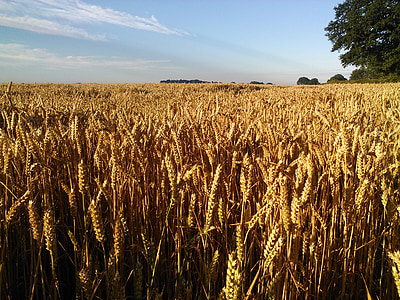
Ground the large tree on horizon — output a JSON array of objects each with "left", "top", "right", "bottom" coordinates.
[{"left": 325, "top": 0, "right": 400, "bottom": 77}]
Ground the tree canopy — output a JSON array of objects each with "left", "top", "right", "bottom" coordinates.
[
  {"left": 297, "top": 77, "right": 320, "bottom": 85},
  {"left": 325, "top": 0, "right": 400, "bottom": 77},
  {"left": 327, "top": 74, "right": 348, "bottom": 83}
]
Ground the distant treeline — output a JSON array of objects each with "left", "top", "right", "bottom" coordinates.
[
  {"left": 249, "top": 81, "right": 273, "bottom": 85},
  {"left": 160, "top": 79, "right": 212, "bottom": 84},
  {"left": 160, "top": 79, "right": 273, "bottom": 84}
]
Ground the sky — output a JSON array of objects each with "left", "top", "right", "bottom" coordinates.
[{"left": 0, "top": 0, "right": 355, "bottom": 85}]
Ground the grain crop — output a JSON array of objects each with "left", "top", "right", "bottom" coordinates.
[{"left": 0, "top": 82, "right": 400, "bottom": 299}]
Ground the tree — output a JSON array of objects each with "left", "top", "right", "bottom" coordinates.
[
  {"left": 350, "top": 67, "right": 369, "bottom": 80},
  {"left": 297, "top": 77, "right": 320, "bottom": 85},
  {"left": 297, "top": 77, "right": 310, "bottom": 85},
  {"left": 327, "top": 74, "right": 348, "bottom": 83},
  {"left": 325, "top": 0, "right": 400, "bottom": 77},
  {"left": 309, "top": 78, "right": 320, "bottom": 85}
]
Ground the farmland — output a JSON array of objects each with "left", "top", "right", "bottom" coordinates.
[{"left": 0, "top": 82, "right": 400, "bottom": 299}]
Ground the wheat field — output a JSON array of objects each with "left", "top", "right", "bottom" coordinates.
[{"left": 0, "top": 82, "right": 399, "bottom": 299}]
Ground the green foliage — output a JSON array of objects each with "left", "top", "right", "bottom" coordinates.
[
  {"left": 297, "top": 77, "right": 320, "bottom": 85},
  {"left": 325, "top": 0, "right": 400, "bottom": 78},
  {"left": 350, "top": 68, "right": 369, "bottom": 81},
  {"left": 327, "top": 74, "right": 348, "bottom": 83}
]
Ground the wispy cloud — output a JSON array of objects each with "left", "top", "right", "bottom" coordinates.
[
  {"left": 0, "top": 0, "right": 187, "bottom": 40},
  {"left": 0, "top": 14, "right": 107, "bottom": 40},
  {"left": 0, "top": 43, "right": 175, "bottom": 70}
]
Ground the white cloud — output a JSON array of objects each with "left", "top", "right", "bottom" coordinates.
[
  {"left": 0, "top": 14, "right": 106, "bottom": 40},
  {"left": 0, "top": 43, "right": 174, "bottom": 70},
  {"left": 0, "top": 0, "right": 187, "bottom": 40}
]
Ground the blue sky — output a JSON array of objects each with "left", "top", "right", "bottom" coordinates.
[{"left": 0, "top": 0, "right": 353, "bottom": 85}]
